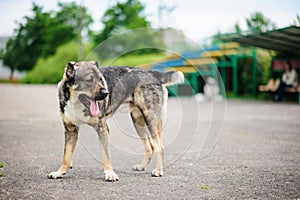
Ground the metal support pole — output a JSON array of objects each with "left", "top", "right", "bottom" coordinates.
[
  {"left": 252, "top": 48, "right": 257, "bottom": 96},
  {"left": 232, "top": 56, "right": 238, "bottom": 96}
]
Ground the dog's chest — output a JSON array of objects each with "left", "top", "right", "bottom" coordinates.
[{"left": 63, "top": 100, "right": 98, "bottom": 125}]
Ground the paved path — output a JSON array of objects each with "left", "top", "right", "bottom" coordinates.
[{"left": 0, "top": 84, "right": 299, "bottom": 199}]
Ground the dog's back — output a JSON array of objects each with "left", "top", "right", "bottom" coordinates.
[
  {"left": 100, "top": 66, "right": 184, "bottom": 89},
  {"left": 99, "top": 66, "right": 184, "bottom": 113}
]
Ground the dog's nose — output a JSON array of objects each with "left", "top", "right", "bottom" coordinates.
[
  {"left": 94, "top": 88, "right": 109, "bottom": 101},
  {"left": 100, "top": 88, "right": 109, "bottom": 99}
]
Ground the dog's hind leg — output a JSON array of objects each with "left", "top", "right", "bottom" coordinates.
[
  {"left": 133, "top": 86, "right": 165, "bottom": 177},
  {"left": 131, "top": 106, "right": 154, "bottom": 171},
  {"left": 93, "top": 120, "right": 119, "bottom": 182},
  {"left": 47, "top": 122, "right": 79, "bottom": 179},
  {"left": 147, "top": 118, "right": 164, "bottom": 177}
]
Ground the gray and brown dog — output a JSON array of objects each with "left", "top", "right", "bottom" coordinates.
[{"left": 47, "top": 61, "right": 184, "bottom": 181}]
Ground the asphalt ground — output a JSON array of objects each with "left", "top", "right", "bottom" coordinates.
[{"left": 0, "top": 84, "right": 299, "bottom": 199}]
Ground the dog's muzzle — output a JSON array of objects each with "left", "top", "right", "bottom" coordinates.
[
  {"left": 96, "top": 88, "right": 109, "bottom": 101},
  {"left": 78, "top": 89, "right": 109, "bottom": 117}
]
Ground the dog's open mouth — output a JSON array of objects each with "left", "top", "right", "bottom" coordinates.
[{"left": 78, "top": 94, "right": 100, "bottom": 117}]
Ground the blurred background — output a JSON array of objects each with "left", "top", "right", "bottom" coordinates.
[{"left": 0, "top": 0, "right": 299, "bottom": 100}]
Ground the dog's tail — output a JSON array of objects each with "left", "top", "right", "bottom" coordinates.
[{"left": 160, "top": 71, "right": 185, "bottom": 86}]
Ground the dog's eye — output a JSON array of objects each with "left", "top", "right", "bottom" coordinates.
[{"left": 87, "top": 76, "right": 94, "bottom": 83}]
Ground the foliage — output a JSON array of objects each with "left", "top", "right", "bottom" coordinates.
[
  {"left": 210, "top": 12, "right": 277, "bottom": 96},
  {"left": 0, "top": 162, "right": 4, "bottom": 177},
  {"left": 21, "top": 42, "right": 89, "bottom": 84},
  {"left": 221, "top": 49, "right": 272, "bottom": 96},
  {"left": 93, "top": 28, "right": 164, "bottom": 61},
  {"left": 199, "top": 183, "right": 211, "bottom": 190},
  {"left": 55, "top": 2, "right": 93, "bottom": 38},
  {"left": 2, "top": 4, "right": 51, "bottom": 78},
  {"left": 94, "top": 0, "right": 150, "bottom": 44},
  {"left": 90, "top": 0, "right": 165, "bottom": 61},
  {"left": 2, "top": 2, "right": 93, "bottom": 79},
  {"left": 245, "top": 12, "right": 277, "bottom": 33},
  {"left": 237, "top": 13, "right": 276, "bottom": 93},
  {"left": 2, "top": 38, "right": 19, "bottom": 79},
  {"left": 256, "top": 49, "right": 274, "bottom": 84},
  {"left": 21, "top": 41, "right": 165, "bottom": 84},
  {"left": 212, "top": 12, "right": 277, "bottom": 44},
  {"left": 234, "top": 22, "right": 242, "bottom": 34}
]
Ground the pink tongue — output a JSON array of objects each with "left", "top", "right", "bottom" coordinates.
[{"left": 89, "top": 99, "right": 99, "bottom": 117}]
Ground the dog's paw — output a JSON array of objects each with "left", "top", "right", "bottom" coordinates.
[
  {"left": 47, "top": 171, "right": 63, "bottom": 179},
  {"left": 104, "top": 170, "right": 119, "bottom": 182},
  {"left": 151, "top": 169, "right": 163, "bottom": 177},
  {"left": 132, "top": 164, "right": 145, "bottom": 171}
]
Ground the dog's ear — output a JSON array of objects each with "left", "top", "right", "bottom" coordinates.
[
  {"left": 89, "top": 61, "right": 99, "bottom": 67},
  {"left": 66, "top": 61, "right": 76, "bottom": 79}
]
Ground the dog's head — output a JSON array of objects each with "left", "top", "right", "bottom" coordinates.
[{"left": 64, "top": 61, "right": 109, "bottom": 117}]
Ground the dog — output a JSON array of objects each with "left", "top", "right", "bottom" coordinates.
[{"left": 47, "top": 61, "right": 184, "bottom": 181}]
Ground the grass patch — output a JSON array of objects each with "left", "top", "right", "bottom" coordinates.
[
  {"left": 242, "top": 132, "right": 249, "bottom": 136},
  {"left": 21, "top": 41, "right": 92, "bottom": 84},
  {"left": 0, "top": 162, "right": 4, "bottom": 177},
  {"left": 199, "top": 183, "right": 211, "bottom": 190}
]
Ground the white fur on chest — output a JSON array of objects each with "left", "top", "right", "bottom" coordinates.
[{"left": 63, "top": 99, "right": 98, "bottom": 125}]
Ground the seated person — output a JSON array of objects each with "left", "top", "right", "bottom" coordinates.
[
  {"left": 274, "top": 61, "right": 298, "bottom": 101},
  {"left": 259, "top": 61, "right": 298, "bottom": 97}
]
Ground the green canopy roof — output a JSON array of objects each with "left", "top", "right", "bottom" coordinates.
[{"left": 227, "top": 26, "right": 300, "bottom": 52}]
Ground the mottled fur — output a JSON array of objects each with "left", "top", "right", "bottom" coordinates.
[{"left": 47, "top": 61, "right": 184, "bottom": 181}]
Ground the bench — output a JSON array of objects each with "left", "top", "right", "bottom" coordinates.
[{"left": 259, "top": 59, "right": 300, "bottom": 103}]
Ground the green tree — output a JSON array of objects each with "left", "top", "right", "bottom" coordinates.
[
  {"left": 94, "top": 0, "right": 150, "bottom": 44},
  {"left": 1, "top": 38, "right": 21, "bottom": 79},
  {"left": 234, "top": 22, "right": 242, "bottom": 35},
  {"left": 55, "top": 2, "right": 93, "bottom": 37},
  {"left": 94, "top": 28, "right": 164, "bottom": 61},
  {"left": 48, "top": 2, "right": 93, "bottom": 60},
  {"left": 211, "top": 12, "right": 277, "bottom": 46},
  {"left": 2, "top": 3, "right": 50, "bottom": 79},
  {"left": 246, "top": 12, "right": 277, "bottom": 33},
  {"left": 2, "top": 2, "right": 93, "bottom": 79}
]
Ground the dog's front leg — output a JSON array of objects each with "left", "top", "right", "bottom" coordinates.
[
  {"left": 94, "top": 120, "right": 119, "bottom": 182},
  {"left": 47, "top": 122, "right": 79, "bottom": 179}
]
